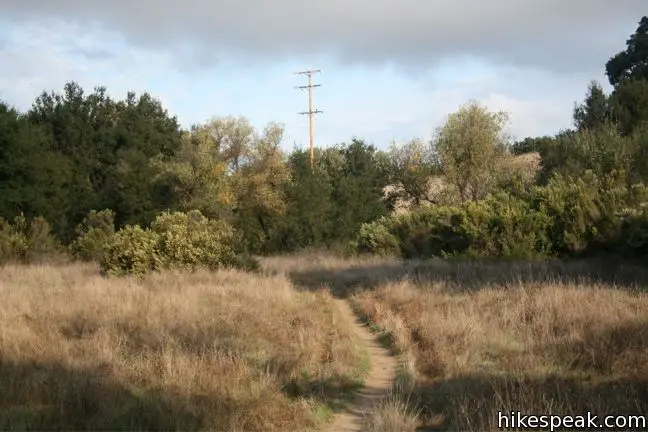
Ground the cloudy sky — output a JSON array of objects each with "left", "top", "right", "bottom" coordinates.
[{"left": 0, "top": 1, "right": 645, "bottom": 150}]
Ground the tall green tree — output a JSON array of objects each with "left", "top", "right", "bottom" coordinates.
[
  {"left": 26, "top": 82, "right": 183, "bottom": 239},
  {"left": 230, "top": 122, "right": 289, "bottom": 252},
  {"left": 606, "top": 16, "right": 648, "bottom": 135},
  {"left": 268, "top": 148, "right": 334, "bottom": 252},
  {"left": 573, "top": 81, "right": 611, "bottom": 131},
  {"left": 328, "top": 139, "right": 391, "bottom": 242},
  {"left": 0, "top": 101, "right": 71, "bottom": 235},
  {"left": 433, "top": 100, "right": 509, "bottom": 202},
  {"left": 606, "top": 16, "right": 648, "bottom": 86}
]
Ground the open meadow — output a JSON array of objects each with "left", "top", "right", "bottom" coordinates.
[
  {"left": 1, "top": 253, "right": 647, "bottom": 431},
  {"left": 0, "top": 260, "right": 368, "bottom": 431},
  {"left": 344, "top": 258, "right": 648, "bottom": 431}
]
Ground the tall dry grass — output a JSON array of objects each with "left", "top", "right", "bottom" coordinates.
[
  {"left": 0, "top": 263, "right": 366, "bottom": 431},
  {"left": 350, "top": 260, "right": 648, "bottom": 431}
]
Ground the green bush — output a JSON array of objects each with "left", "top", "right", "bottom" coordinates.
[
  {"left": 100, "top": 210, "right": 258, "bottom": 276},
  {"left": 458, "top": 192, "right": 552, "bottom": 259},
  {"left": 354, "top": 192, "right": 552, "bottom": 260},
  {"left": 351, "top": 217, "right": 400, "bottom": 257},
  {"left": 152, "top": 210, "right": 245, "bottom": 270},
  {"left": 0, "top": 216, "right": 28, "bottom": 264},
  {"left": 534, "top": 171, "right": 629, "bottom": 255},
  {"left": 100, "top": 225, "right": 161, "bottom": 276},
  {"left": 0, "top": 214, "right": 60, "bottom": 264},
  {"left": 69, "top": 209, "right": 116, "bottom": 261},
  {"left": 353, "top": 167, "right": 648, "bottom": 261},
  {"left": 353, "top": 206, "right": 467, "bottom": 258}
]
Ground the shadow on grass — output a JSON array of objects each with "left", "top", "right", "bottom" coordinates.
[
  {"left": 413, "top": 320, "right": 648, "bottom": 431},
  {"left": 282, "top": 374, "right": 365, "bottom": 412},
  {"left": 0, "top": 359, "right": 204, "bottom": 431},
  {"left": 286, "top": 256, "right": 648, "bottom": 297},
  {"left": 412, "top": 373, "right": 648, "bottom": 431}
]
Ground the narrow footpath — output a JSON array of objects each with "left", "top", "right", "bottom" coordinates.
[{"left": 328, "top": 298, "right": 397, "bottom": 432}]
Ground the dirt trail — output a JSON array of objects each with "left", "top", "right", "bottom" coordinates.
[{"left": 329, "top": 298, "right": 397, "bottom": 432}]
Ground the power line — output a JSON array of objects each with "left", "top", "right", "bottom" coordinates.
[{"left": 294, "top": 69, "right": 323, "bottom": 170}]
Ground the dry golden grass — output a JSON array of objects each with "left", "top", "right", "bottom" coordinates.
[
  {"left": 362, "top": 396, "right": 420, "bottom": 432},
  {"left": 0, "top": 262, "right": 367, "bottom": 431},
  {"left": 350, "top": 260, "right": 648, "bottom": 431}
]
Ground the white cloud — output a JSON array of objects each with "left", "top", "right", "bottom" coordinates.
[
  {"left": 1, "top": 0, "right": 644, "bottom": 75},
  {"left": 0, "top": 21, "right": 184, "bottom": 114},
  {"left": 0, "top": 17, "right": 606, "bottom": 151}
]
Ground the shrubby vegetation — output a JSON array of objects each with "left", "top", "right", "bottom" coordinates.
[
  {"left": 69, "top": 209, "right": 116, "bottom": 262},
  {"left": 0, "top": 214, "right": 59, "bottom": 264},
  {"left": 100, "top": 210, "right": 257, "bottom": 276},
  {"left": 2, "top": 16, "right": 648, "bottom": 273}
]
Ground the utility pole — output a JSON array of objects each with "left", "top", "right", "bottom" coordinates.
[{"left": 294, "top": 69, "right": 323, "bottom": 170}]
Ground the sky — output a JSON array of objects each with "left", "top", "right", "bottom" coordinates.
[{"left": 0, "top": 1, "right": 645, "bottom": 151}]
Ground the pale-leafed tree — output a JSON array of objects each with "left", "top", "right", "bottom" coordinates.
[
  {"left": 385, "top": 138, "right": 439, "bottom": 207},
  {"left": 433, "top": 100, "right": 510, "bottom": 202}
]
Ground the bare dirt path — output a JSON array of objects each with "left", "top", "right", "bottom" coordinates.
[{"left": 329, "top": 298, "right": 397, "bottom": 432}]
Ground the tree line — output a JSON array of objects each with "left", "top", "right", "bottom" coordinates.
[{"left": 1, "top": 16, "right": 648, "bottom": 272}]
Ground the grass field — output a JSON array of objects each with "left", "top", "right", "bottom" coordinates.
[
  {"left": 2, "top": 253, "right": 647, "bottom": 431},
  {"left": 347, "top": 258, "right": 648, "bottom": 431},
  {"left": 0, "top": 262, "right": 368, "bottom": 431}
]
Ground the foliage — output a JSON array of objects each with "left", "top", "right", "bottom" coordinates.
[
  {"left": 100, "top": 225, "right": 161, "bottom": 276},
  {"left": 266, "top": 140, "right": 391, "bottom": 253},
  {"left": 510, "top": 136, "right": 553, "bottom": 155},
  {"left": 608, "top": 78, "right": 648, "bottom": 136},
  {"left": 605, "top": 17, "right": 648, "bottom": 135},
  {"left": 4, "top": 16, "right": 648, "bottom": 263},
  {"left": 0, "top": 102, "right": 72, "bottom": 237},
  {"left": 100, "top": 210, "right": 257, "bottom": 276},
  {"left": 433, "top": 100, "right": 510, "bottom": 202},
  {"left": 24, "top": 83, "right": 183, "bottom": 240},
  {"left": 151, "top": 210, "right": 252, "bottom": 271},
  {"left": 0, "top": 214, "right": 59, "bottom": 264},
  {"left": 230, "top": 122, "right": 290, "bottom": 253},
  {"left": 606, "top": 16, "right": 648, "bottom": 86},
  {"left": 69, "top": 209, "right": 116, "bottom": 262},
  {"left": 537, "top": 125, "right": 635, "bottom": 185},
  {"left": 616, "top": 203, "right": 648, "bottom": 257},
  {"left": 533, "top": 172, "right": 629, "bottom": 255},
  {"left": 573, "top": 81, "right": 612, "bottom": 131},
  {"left": 354, "top": 171, "right": 648, "bottom": 260},
  {"left": 353, "top": 191, "right": 551, "bottom": 260},
  {"left": 384, "top": 138, "right": 439, "bottom": 206}
]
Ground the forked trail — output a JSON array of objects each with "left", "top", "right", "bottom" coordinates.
[{"left": 329, "top": 298, "right": 397, "bottom": 432}]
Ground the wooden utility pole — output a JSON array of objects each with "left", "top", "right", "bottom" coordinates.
[{"left": 294, "top": 69, "right": 323, "bottom": 170}]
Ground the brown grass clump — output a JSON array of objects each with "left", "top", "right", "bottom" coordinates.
[
  {"left": 0, "top": 263, "right": 365, "bottom": 431},
  {"left": 351, "top": 260, "right": 648, "bottom": 430}
]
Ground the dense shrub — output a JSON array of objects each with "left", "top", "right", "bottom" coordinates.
[
  {"left": 100, "top": 210, "right": 258, "bottom": 276},
  {"left": 458, "top": 192, "right": 552, "bottom": 259},
  {"left": 0, "top": 217, "right": 27, "bottom": 263},
  {"left": 354, "top": 192, "right": 552, "bottom": 260},
  {"left": 537, "top": 125, "right": 635, "bottom": 186},
  {"left": 353, "top": 172, "right": 648, "bottom": 260},
  {"left": 351, "top": 217, "right": 401, "bottom": 257},
  {"left": 614, "top": 201, "right": 648, "bottom": 257},
  {"left": 69, "top": 209, "right": 116, "bottom": 261},
  {"left": 100, "top": 225, "right": 161, "bottom": 276},
  {"left": 151, "top": 210, "right": 251, "bottom": 270},
  {"left": 534, "top": 171, "right": 637, "bottom": 255},
  {"left": 0, "top": 214, "right": 59, "bottom": 264}
]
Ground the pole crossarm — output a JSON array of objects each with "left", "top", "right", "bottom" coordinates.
[{"left": 294, "top": 69, "right": 322, "bottom": 170}]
